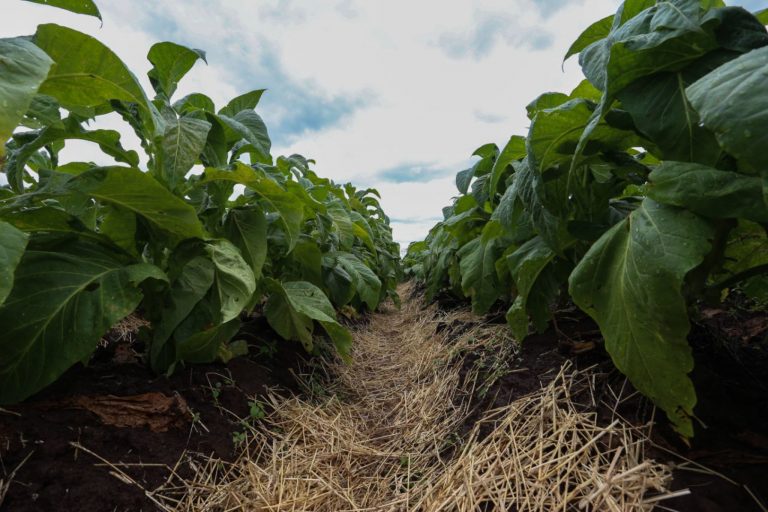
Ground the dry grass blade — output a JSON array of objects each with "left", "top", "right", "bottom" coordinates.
[
  {"left": 157, "top": 283, "right": 673, "bottom": 511},
  {"left": 413, "top": 365, "right": 672, "bottom": 511},
  {"left": 0, "top": 450, "right": 34, "bottom": 508}
]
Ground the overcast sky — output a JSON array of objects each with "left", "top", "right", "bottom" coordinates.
[{"left": 2, "top": 0, "right": 764, "bottom": 249}]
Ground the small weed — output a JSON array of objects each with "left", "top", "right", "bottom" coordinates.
[
  {"left": 257, "top": 339, "right": 278, "bottom": 359},
  {"left": 248, "top": 400, "right": 266, "bottom": 420}
]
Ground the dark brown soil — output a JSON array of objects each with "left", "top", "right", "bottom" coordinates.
[
  {"left": 442, "top": 300, "right": 768, "bottom": 512},
  {"left": 0, "top": 316, "right": 308, "bottom": 512},
  {"left": 2, "top": 290, "right": 766, "bottom": 512}
]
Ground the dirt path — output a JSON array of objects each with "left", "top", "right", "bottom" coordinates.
[{"left": 162, "top": 286, "right": 672, "bottom": 511}]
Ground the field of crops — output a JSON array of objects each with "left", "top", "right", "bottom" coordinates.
[{"left": 1, "top": 0, "right": 767, "bottom": 511}]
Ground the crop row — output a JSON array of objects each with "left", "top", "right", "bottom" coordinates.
[
  {"left": 405, "top": 0, "right": 768, "bottom": 436},
  {"left": 0, "top": 0, "right": 401, "bottom": 404}
]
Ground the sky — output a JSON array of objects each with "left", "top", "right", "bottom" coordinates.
[{"left": 1, "top": 0, "right": 765, "bottom": 250}]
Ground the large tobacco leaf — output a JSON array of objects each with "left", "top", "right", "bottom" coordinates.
[
  {"left": 218, "top": 89, "right": 266, "bottom": 118},
  {"left": 564, "top": 14, "right": 613, "bottom": 62},
  {"left": 458, "top": 222, "right": 504, "bottom": 315},
  {"left": 33, "top": 24, "right": 153, "bottom": 125},
  {"left": 207, "top": 239, "right": 256, "bottom": 321},
  {"left": 0, "top": 221, "right": 29, "bottom": 305},
  {"left": 526, "top": 98, "right": 641, "bottom": 174},
  {"left": 218, "top": 111, "right": 271, "bottom": 164},
  {"left": 0, "top": 37, "right": 52, "bottom": 157},
  {"left": 68, "top": 166, "right": 206, "bottom": 240},
  {"left": 648, "top": 161, "right": 768, "bottom": 222},
  {"left": 616, "top": 51, "right": 731, "bottom": 165},
  {"left": 150, "top": 255, "right": 215, "bottom": 371},
  {"left": 505, "top": 236, "right": 558, "bottom": 341},
  {"left": 4, "top": 121, "right": 140, "bottom": 191},
  {"left": 223, "top": 207, "right": 268, "bottom": 280},
  {"left": 158, "top": 114, "right": 211, "bottom": 190},
  {"left": 265, "top": 279, "right": 352, "bottom": 360},
  {"left": 578, "top": 1, "right": 719, "bottom": 96},
  {"left": 687, "top": 46, "right": 768, "bottom": 174},
  {"left": 569, "top": 200, "right": 714, "bottom": 436},
  {"left": 201, "top": 164, "right": 304, "bottom": 250},
  {"left": 147, "top": 42, "right": 206, "bottom": 99},
  {"left": 22, "top": 0, "right": 102, "bottom": 20},
  {"left": 0, "top": 240, "right": 165, "bottom": 404},
  {"left": 488, "top": 135, "right": 526, "bottom": 203},
  {"left": 150, "top": 239, "right": 255, "bottom": 372},
  {"left": 335, "top": 251, "right": 382, "bottom": 310}
]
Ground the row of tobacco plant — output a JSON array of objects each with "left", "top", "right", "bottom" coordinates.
[
  {"left": 405, "top": 0, "right": 768, "bottom": 436},
  {"left": 0, "top": 0, "right": 400, "bottom": 404}
]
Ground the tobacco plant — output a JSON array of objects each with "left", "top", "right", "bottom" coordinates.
[
  {"left": 406, "top": 0, "right": 768, "bottom": 436},
  {"left": 0, "top": 0, "right": 400, "bottom": 404}
]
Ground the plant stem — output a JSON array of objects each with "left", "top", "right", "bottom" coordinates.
[{"left": 711, "top": 263, "right": 768, "bottom": 292}]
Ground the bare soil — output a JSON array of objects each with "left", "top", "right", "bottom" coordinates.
[
  {"left": 0, "top": 316, "right": 307, "bottom": 512},
  {"left": 1, "top": 290, "right": 766, "bottom": 511},
  {"left": 441, "top": 295, "right": 768, "bottom": 512}
]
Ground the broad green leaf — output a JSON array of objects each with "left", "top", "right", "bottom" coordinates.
[
  {"left": 756, "top": 8, "right": 768, "bottom": 25},
  {"left": 0, "top": 37, "right": 52, "bottom": 157},
  {"left": 615, "top": 0, "right": 657, "bottom": 27},
  {"left": 173, "top": 93, "right": 215, "bottom": 114},
  {"left": 151, "top": 239, "right": 253, "bottom": 371},
  {"left": 526, "top": 93, "right": 570, "bottom": 119},
  {"left": 617, "top": 53, "right": 728, "bottom": 165},
  {"left": 569, "top": 79, "right": 602, "bottom": 101},
  {"left": 327, "top": 201, "right": 355, "bottom": 250},
  {"left": 265, "top": 279, "right": 352, "bottom": 360},
  {"left": 336, "top": 252, "right": 382, "bottom": 310},
  {"left": 175, "top": 318, "right": 240, "bottom": 364},
  {"left": 291, "top": 238, "right": 323, "bottom": 287},
  {"left": 0, "top": 241, "right": 163, "bottom": 404},
  {"left": 223, "top": 208, "right": 267, "bottom": 279},
  {"left": 579, "top": 2, "right": 718, "bottom": 95},
  {"left": 569, "top": 199, "right": 715, "bottom": 436},
  {"left": 22, "top": 0, "right": 101, "bottom": 20},
  {"left": 159, "top": 115, "right": 211, "bottom": 189},
  {"left": 150, "top": 255, "right": 215, "bottom": 371},
  {"left": 687, "top": 46, "right": 768, "bottom": 172},
  {"left": 648, "top": 161, "right": 768, "bottom": 222},
  {"left": 218, "top": 111, "right": 271, "bottom": 163},
  {"left": 218, "top": 89, "right": 266, "bottom": 117},
  {"left": 718, "top": 220, "right": 768, "bottom": 283},
  {"left": 69, "top": 166, "right": 205, "bottom": 240},
  {"left": 455, "top": 167, "right": 474, "bottom": 195},
  {"left": 489, "top": 135, "right": 526, "bottom": 202},
  {"left": 323, "top": 259, "right": 356, "bottom": 306},
  {"left": 527, "top": 99, "right": 640, "bottom": 174},
  {"left": 0, "top": 206, "right": 108, "bottom": 245},
  {"left": 492, "top": 182, "right": 535, "bottom": 243},
  {"left": 458, "top": 222, "right": 503, "bottom": 315},
  {"left": 564, "top": 14, "right": 613, "bottom": 62},
  {"left": 349, "top": 211, "right": 377, "bottom": 254},
  {"left": 712, "top": 7, "right": 768, "bottom": 53},
  {"left": 4, "top": 121, "right": 139, "bottom": 190},
  {"left": 207, "top": 239, "right": 256, "bottom": 322},
  {"left": 202, "top": 164, "right": 304, "bottom": 250},
  {"left": 473, "top": 143, "right": 498, "bottom": 159},
  {"left": 22, "top": 94, "right": 63, "bottom": 129},
  {"left": 505, "top": 236, "right": 557, "bottom": 341},
  {"left": 0, "top": 221, "right": 28, "bottom": 305},
  {"left": 511, "top": 159, "right": 571, "bottom": 252},
  {"left": 147, "top": 42, "right": 206, "bottom": 98},
  {"left": 33, "top": 24, "right": 153, "bottom": 128},
  {"left": 99, "top": 204, "right": 137, "bottom": 254}
]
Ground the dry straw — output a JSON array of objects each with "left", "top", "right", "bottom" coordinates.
[{"left": 153, "top": 284, "right": 675, "bottom": 511}]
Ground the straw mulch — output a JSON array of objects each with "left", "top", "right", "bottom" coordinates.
[{"left": 155, "top": 284, "right": 676, "bottom": 511}]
